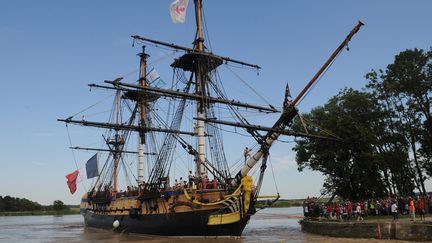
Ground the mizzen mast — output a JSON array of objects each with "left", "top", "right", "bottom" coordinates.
[{"left": 112, "top": 89, "right": 124, "bottom": 192}]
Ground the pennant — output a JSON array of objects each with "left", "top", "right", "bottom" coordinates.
[
  {"left": 154, "top": 79, "right": 166, "bottom": 88},
  {"left": 283, "top": 83, "right": 292, "bottom": 108},
  {"left": 66, "top": 170, "right": 79, "bottom": 194},
  {"left": 147, "top": 68, "right": 161, "bottom": 83},
  {"left": 147, "top": 68, "right": 166, "bottom": 88},
  {"left": 170, "top": 0, "right": 189, "bottom": 24}
]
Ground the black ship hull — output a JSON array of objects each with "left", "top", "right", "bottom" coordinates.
[{"left": 83, "top": 210, "right": 250, "bottom": 236}]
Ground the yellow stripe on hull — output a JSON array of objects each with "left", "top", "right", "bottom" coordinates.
[{"left": 207, "top": 211, "right": 241, "bottom": 225}]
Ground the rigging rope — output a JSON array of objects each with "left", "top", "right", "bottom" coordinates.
[
  {"left": 65, "top": 124, "right": 87, "bottom": 192},
  {"left": 224, "top": 65, "right": 274, "bottom": 106},
  {"left": 107, "top": 49, "right": 177, "bottom": 84},
  {"left": 268, "top": 156, "right": 280, "bottom": 193},
  {"left": 68, "top": 94, "right": 114, "bottom": 119},
  {"left": 201, "top": 6, "right": 213, "bottom": 52},
  {"left": 296, "top": 49, "right": 341, "bottom": 106},
  {"left": 298, "top": 115, "right": 342, "bottom": 140},
  {"left": 211, "top": 71, "right": 264, "bottom": 142}
]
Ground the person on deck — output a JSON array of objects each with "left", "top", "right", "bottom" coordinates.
[
  {"left": 188, "top": 171, "right": 194, "bottom": 188},
  {"left": 243, "top": 147, "right": 251, "bottom": 164},
  {"left": 212, "top": 178, "right": 218, "bottom": 189},
  {"left": 201, "top": 175, "right": 208, "bottom": 190},
  {"left": 174, "top": 179, "right": 179, "bottom": 190}
]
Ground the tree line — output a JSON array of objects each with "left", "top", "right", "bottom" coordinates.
[
  {"left": 293, "top": 48, "right": 432, "bottom": 201},
  {"left": 0, "top": 195, "right": 69, "bottom": 212}
]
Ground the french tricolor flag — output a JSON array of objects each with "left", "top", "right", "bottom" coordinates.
[{"left": 66, "top": 154, "right": 99, "bottom": 194}]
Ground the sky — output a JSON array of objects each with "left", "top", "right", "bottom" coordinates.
[{"left": 1, "top": 0, "right": 432, "bottom": 205}]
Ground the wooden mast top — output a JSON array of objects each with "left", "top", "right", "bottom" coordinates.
[{"left": 194, "top": 0, "right": 204, "bottom": 52}]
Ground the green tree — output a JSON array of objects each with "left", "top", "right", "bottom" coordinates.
[
  {"left": 53, "top": 200, "right": 67, "bottom": 211},
  {"left": 293, "top": 89, "right": 390, "bottom": 200},
  {"left": 293, "top": 48, "right": 431, "bottom": 200},
  {"left": 0, "top": 196, "right": 4, "bottom": 212},
  {"left": 366, "top": 70, "right": 415, "bottom": 196},
  {"left": 366, "top": 48, "right": 432, "bottom": 194}
]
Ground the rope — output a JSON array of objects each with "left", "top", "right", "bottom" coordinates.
[
  {"left": 68, "top": 94, "right": 114, "bottom": 119},
  {"left": 65, "top": 124, "right": 87, "bottom": 192},
  {"left": 297, "top": 49, "right": 342, "bottom": 106},
  {"left": 300, "top": 116, "right": 342, "bottom": 140},
  {"left": 268, "top": 156, "right": 279, "bottom": 193},
  {"left": 201, "top": 6, "right": 213, "bottom": 51},
  {"left": 104, "top": 49, "right": 176, "bottom": 84},
  {"left": 224, "top": 65, "right": 274, "bottom": 106},
  {"left": 66, "top": 125, "right": 79, "bottom": 170}
]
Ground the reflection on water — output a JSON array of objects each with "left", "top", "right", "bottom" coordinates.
[{"left": 0, "top": 207, "right": 405, "bottom": 242}]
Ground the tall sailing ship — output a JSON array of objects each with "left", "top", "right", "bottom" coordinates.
[{"left": 59, "top": 1, "right": 363, "bottom": 236}]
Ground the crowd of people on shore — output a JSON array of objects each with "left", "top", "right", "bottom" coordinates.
[{"left": 303, "top": 196, "right": 431, "bottom": 222}]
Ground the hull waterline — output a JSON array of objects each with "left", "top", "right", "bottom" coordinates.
[{"left": 83, "top": 210, "right": 250, "bottom": 236}]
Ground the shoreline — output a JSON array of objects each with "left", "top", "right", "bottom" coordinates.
[{"left": 0, "top": 209, "right": 79, "bottom": 216}]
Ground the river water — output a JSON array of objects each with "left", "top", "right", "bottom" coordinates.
[{"left": 0, "top": 207, "right": 401, "bottom": 242}]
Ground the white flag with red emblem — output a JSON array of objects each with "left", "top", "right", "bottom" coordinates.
[{"left": 170, "top": 0, "right": 189, "bottom": 24}]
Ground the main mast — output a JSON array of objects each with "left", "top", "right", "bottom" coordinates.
[
  {"left": 194, "top": 0, "right": 207, "bottom": 177},
  {"left": 138, "top": 46, "right": 149, "bottom": 185}
]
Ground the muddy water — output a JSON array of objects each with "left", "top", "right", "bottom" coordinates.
[{"left": 0, "top": 207, "right": 405, "bottom": 242}]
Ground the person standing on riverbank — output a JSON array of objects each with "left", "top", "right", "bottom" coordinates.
[
  {"left": 335, "top": 203, "right": 342, "bottom": 221},
  {"left": 347, "top": 201, "right": 353, "bottom": 220},
  {"left": 418, "top": 197, "right": 426, "bottom": 221},
  {"left": 356, "top": 203, "right": 363, "bottom": 221},
  {"left": 409, "top": 197, "right": 416, "bottom": 222},
  {"left": 391, "top": 201, "right": 398, "bottom": 221}
]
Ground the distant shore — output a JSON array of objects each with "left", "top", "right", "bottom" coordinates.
[
  {"left": 0, "top": 208, "right": 80, "bottom": 216},
  {"left": 0, "top": 199, "right": 305, "bottom": 216},
  {"left": 256, "top": 198, "right": 308, "bottom": 208}
]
